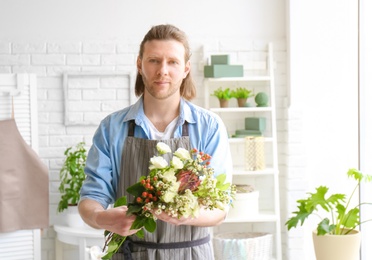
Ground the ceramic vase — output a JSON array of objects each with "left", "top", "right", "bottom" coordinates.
[
  {"left": 66, "top": 205, "right": 85, "bottom": 228},
  {"left": 312, "top": 229, "right": 361, "bottom": 260}
]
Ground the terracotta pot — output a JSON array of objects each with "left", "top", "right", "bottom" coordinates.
[
  {"left": 219, "top": 99, "right": 229, "bottom": 108},
  {"left": 237, "top": 98, "right": 248, "bottom": 107},
  {"left": 312, "top": 229, "right": 361, "bottom": 260}
]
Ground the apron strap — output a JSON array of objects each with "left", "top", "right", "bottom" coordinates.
[
  {"left": 128, "top": 120, "right": 136, "bottom": 137},
  {"left": 130, "top": 234, "right": 210, "bottom": 249},
  {"left": 127, "top": 120, "right": 189, "bottom": 137},
  {"left": 121, "top": 235, "right": 210, "bottom": 260},
  {"left": 181, "top": 121, "right": 189, "bottom": 136}
]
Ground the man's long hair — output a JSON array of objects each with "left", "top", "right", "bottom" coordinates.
[{"left": 135, "top": 24, "right": 196, "bottom": 100}]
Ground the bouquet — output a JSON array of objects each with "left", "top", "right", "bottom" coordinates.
[{"left": 101, "top": 142, "right": 236, "bottom": 259}]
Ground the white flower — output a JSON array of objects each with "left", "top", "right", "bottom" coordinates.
[
  {"left": 171, "top": 156, "right": 184, "bottom": 169},
  {"left": 174, "top": 148, "right": 191, "bottom": 160},
  {"left": 89, "top": 246, "right": 106, "bottom": 260},
  {"left": 157, "top": 142, "right": 171, "bottom": 155},
  {"left": 179, "top": 190, "right": 199, "bottom": 218},
  {"left": 149, "top": 156, "right": 168, "bottom": 170},
  {"left": 162, "top": 190, "right": 177, "bottom": 203},
  {"left": 162, "top": 169, "right": 177, "bottom": 183}
]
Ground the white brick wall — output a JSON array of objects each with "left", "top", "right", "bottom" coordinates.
[{"left": 0, "top": 38, "right": 294, "bottom": 260}]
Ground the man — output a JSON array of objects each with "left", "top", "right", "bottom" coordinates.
[{"left": 79, "top": 24, "right": 232, "bottom": 259}]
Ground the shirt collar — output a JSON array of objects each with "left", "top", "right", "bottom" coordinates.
[{"left": 123, "top": 96, "right": 196, "bottom": 126}]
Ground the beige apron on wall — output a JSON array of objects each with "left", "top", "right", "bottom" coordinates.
[{"left": 0, "top": 112, "right": 49, "bottom": 233}]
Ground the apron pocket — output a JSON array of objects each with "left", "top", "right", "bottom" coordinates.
[{"left": 0, "top": 168, "right": 21, "bottom": 200}]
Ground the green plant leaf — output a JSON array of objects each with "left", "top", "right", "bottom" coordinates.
[
  {"left": 231, "top": 87, "right": 254, "bottom": 99},
  {"left": 58, "top": 141, "right": 87, "bottom": 213},
  {"left": 114, "top": 196, "right": 127, "bottom": 207},
  {"left": 135, "top": 228, "right": 145, "bottom": 238},
  {"left": 127, "top": 204, "right": 142, "bottom": 215},
  {"left": 342, "top": 207, "right": 359, "bottom": 228},
  {"left": 144, "top": 217, "right": 157, "bottom": 233},
  {"left": 317, "top": 218, "right": 335, "bottom": 235},
  {"left": 285, "top": 200, "right": 313, "bottom": 230},
  {"left": 211, "top": 87, "right": 231, "bottom": 100},
  {"left": 127, "top": 182, "right": 145, "bottom": 197}
]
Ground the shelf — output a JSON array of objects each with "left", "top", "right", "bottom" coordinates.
[
  {"left": 204, "top": 76, "right": 271, "bottom": 82},
  {"left": 203, "top": 42, "right": 281, "bottom": 260},
  {"left": 229, "top": 137, "right": 273, "bottom": 143},
  {"left": 224, "top": 211, "right": 278, "bottom": 223},
  {"left": 232, "top": 167, "right": 278, "bottom": 176},
  {"left": 210, "top": 107, "right": 272, "bottom": 113}
]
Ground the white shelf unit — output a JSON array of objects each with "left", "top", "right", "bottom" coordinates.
[{"left": 203, "top": 43, "right": 282, "bottom": 260}]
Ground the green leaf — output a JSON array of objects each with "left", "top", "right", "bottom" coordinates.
[
  {"left": 305, "top": 186, "right": 330, "bottom": 212},
  {"left": 304, "top": 186, "right": 345, "bottom": 213},
  {"left": 114, "top": 196, "right": 127, "bottom": 207},
  {"left": 127, "top": 182, "right": 145, "bottom": 197},
  {"left": 317, "top": 218, "right": 335, "bottom": 235},
  {"left": 144, "top": 218, "right": 157, "bottom": 233},
  {"left": 342, "top": 208, "right": 359, "bottom": 228},
  {"left": 101, "top": 252, "right": 114, "bottom": 259},
  {"left": 285, "top": 200, "right": 313, "bottom": 230},
  {"left": 131, "top": 215, "right": 147, "bottom": 230},
  {"left": 127, "top": 204, "right": 142, "bottom": 215},
  {"left": 135, "top": 228, "right": 145, "bottom": 238},
  {"left": 216, "top": 173, "right": 226, "bottom": 183},
  {"left": 336, "top": 204, "right": 346, "bottom": 222}
]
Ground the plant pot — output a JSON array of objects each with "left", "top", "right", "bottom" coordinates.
[
  {"left": 66, "top": 205, "right": 85, "bottom": 228},
  {"left": 219, "top": 99, "right": 229, "bottom": 108},
  {"left": 237, "top": 98, "right": 248, "bottom": 107},
  {"left": 312, "top": 229, "right": 361, "bottom": 260}
]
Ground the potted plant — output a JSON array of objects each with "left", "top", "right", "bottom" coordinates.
[
  {"left": 211, "top": 87, "right": 231, "bottom": 108},
  {"left": 231, "top": 87, "right": 254, "bottom": 107},
  {"left": 285, "top": 168, "right": 372, "bottom": 260},
  {"left": 58, "top": 141, "right": 87, "bottom": 227}
]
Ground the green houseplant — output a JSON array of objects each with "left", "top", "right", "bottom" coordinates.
[
  {"left": 58, "top": 141, "right": 87, "bottom": 213},
  {"left": 286, "top": 168, "right": 372, "bottom": 260},
  {"left": 231, "top": 87, "right": 254, "bottom": 107},
  {"left": 211, "top": 87, "right": 231, "bottom": 108}
]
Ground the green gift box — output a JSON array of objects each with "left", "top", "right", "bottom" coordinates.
[
  {"left": 204, "top": 65, "right": 244, "bottom": 78},
  {"left": 235, "top": 129, "right": 263, "bottom": 136},
  {"left": 211, "top": 55, "right": 230, "bottom": 65},
  {"left": 245, "top": 117, "right": 266, "bottom": 131}
]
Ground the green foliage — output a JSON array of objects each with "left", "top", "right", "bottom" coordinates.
[
  {"left": 285, "top": 168, "right": 372, "bottom": 235},
  {"left": 211, "top": 87, "right": 232, "bottom": 100},
  {"left": 57, "top": 142, "right": 87, "bottom": 213},
  {"left": 231, "top": 87, "right": 254, "bottom": 99}
]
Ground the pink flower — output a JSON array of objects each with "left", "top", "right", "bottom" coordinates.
[{"left": 176, "top": 170, "right": 201, "bottom": 193}]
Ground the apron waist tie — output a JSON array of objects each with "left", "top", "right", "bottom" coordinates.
[{"left": 121, "top": 235, "right": 210, "bottom": 259}]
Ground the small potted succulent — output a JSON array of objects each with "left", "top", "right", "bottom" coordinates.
[
  {"left": 285, "top": 168, "right": 372, "bottom": 260},
  {"left": 58, "top": 141, "right": 87, "bottom": 227},
  {"left": 211, "top": 87, "right": 232, "bottom": 108},
  {"left": 231, "top": 87, "right": 254, "bottom": 107}
]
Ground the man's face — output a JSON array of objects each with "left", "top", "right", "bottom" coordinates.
[{"left": 137, "top": 39, "right": 190, "bottom": 100}]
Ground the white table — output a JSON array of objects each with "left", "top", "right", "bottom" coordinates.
[{"left": 54, "top": 225, "right": 105, "bottom": 260}]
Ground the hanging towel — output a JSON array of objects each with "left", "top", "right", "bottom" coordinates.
[{"left": 0, "top": 118, "right": 49, "bottom": 233}]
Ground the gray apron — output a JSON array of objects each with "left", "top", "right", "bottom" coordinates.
[{"left": 113, "top": 120, "right": 214, "bottom": 260}]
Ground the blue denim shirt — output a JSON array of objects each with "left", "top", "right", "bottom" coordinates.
[{"left": 80, "top": 97, "right": 233, "bottom": 208}]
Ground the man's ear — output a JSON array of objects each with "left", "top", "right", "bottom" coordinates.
[
  {"left": 184, "top": 60, "right": 191, "bottom": 78},
  {"left": 137, "top": 57, "right": 142, "bottom": 73}
]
